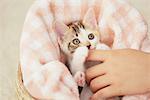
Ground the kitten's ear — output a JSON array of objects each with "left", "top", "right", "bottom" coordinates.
[
  {"left": 53, "top": 21, "right": 69, "bottom": 38},
  {"left": 83, "top": 8, "right": 97, "bottom": 29}
]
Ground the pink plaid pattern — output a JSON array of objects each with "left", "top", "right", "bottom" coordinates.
[{"left": 20, "top": 0, "right": 150, "bottom": 99}]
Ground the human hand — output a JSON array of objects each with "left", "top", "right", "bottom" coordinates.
[{"left": 85, "top": 49, "right": 150, "bottom": 100}]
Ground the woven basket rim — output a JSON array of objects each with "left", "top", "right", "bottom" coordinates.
[{"left": 16, "top": 65, "right": 35, "bottom": 100}]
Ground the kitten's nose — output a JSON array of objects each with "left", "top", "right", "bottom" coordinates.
[{"left": 87, "top": 44, "right": 91, "bottom": 49}]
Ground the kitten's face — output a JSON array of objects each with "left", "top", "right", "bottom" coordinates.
[
  {"left": 61, "top": 22, "right": 100, "bottom": 54},
  {"left": 54, "top": 8, "right": 99, "bottom": 55}
]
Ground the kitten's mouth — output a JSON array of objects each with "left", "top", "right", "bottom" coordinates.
[{"left": 90, "top": 47, "right": 95, "bottom": 50}]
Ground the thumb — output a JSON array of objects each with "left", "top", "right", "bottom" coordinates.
[{"left": 87, "top": 50, "right": 111, "bottom": 61}]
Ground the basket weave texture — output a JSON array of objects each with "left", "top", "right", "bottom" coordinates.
[{"left": 16, "top": 66, "right": 35, "bottom": 100}]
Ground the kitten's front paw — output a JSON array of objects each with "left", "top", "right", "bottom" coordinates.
[
  {"left": 75, "top": 46, "right": 89, "bottom": 57},
  {"left": 74, "top": 71, "right": 86, "bottom": 87},
  {"left": 96, "top": 43, "right": 110, "bottom": 50}
]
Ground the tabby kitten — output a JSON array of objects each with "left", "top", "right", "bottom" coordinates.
[{"left": 54, "top": 8, "right": 110, "bottom": 100}]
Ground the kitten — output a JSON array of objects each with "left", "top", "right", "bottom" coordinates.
[{"left": 54, "top": 8, "right": 110, "bottom": 100}]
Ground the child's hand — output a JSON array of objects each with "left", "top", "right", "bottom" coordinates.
[{"left": 85, "top": 49, "right": 150, "bottom": 100}]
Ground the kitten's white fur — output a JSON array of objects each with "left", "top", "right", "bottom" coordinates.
[{"left": 71, "top": 44, "right": 110, "bottom": 100}]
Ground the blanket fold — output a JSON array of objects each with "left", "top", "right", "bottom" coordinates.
[{"left": 20, "top": 0, "right": 150, "bottom": 99}]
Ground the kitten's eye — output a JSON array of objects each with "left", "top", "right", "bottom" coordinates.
[
  {"left": 88, "top": 33, "right": 95, "bottom": 40},
  {"left": 72, "top": 38, "right": 80, "bottom": 45}
]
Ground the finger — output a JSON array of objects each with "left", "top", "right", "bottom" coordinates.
[
  {"left": 85, "top": 63, "right": 106, "bottom": 84},
  {"left": 90, "top": 75, "right": 111, "bottom": 93},
  {"left": 87, "top": 50, "right": 111, "bottom": 61},
  {"left": 91, "top": 85, "right": 116, "bottom": 100}
]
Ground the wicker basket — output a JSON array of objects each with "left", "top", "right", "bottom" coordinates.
[{"left": 16, "top": 65, "right": 35, "bottom": 100}]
